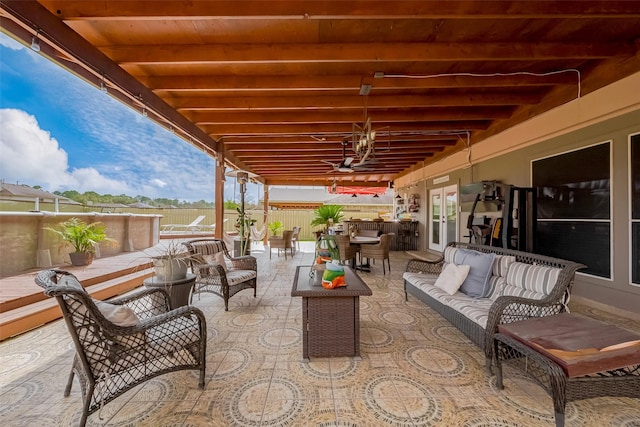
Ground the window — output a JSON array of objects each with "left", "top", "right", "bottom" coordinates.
[
  {"left": 532, "top": 142, "right": 611, "bottom": 278},
  {"left": 631, "top": 133, "right": 640, "bottom": 285}
]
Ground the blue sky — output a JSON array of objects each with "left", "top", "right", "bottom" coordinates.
[{"left": 0, "top": 32, "right": 258, "bottom": 203}]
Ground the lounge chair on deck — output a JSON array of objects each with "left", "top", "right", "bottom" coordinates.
[
  {"left": 198, "top": 218, "right": 228, "bottom": 233},
  {"left": 160, "top": 215, "right": 206, "bottom": 233}
]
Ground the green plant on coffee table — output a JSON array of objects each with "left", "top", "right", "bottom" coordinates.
[{"left": 45, "top": 217, "right": 116, "bottom": 266}]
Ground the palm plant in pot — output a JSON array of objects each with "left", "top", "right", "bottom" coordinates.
[
  {"left": 46, "top": 217, "right": 116, "bottom": 266},
  {"left": 310, "top": 204, "right": 344, "bottom": 234}
]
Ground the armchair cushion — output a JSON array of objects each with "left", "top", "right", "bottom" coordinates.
[
  {"left": 202, "top": 252, "right": 228, "bottom": 271},
  {"left": 95, "top": 301, "right": 139, "bottom": 327}
]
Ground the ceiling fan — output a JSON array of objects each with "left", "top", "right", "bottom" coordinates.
[{"left": 321, "top": 140, "right": 377, "bottom": 173}]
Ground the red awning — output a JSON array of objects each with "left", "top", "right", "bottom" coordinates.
[{"left": 328, "top": 186, "right": 386, "bottom": 196}]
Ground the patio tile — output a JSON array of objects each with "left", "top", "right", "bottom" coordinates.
[{"left": 1, "top": 243, "right": 639, "bottom": 426}]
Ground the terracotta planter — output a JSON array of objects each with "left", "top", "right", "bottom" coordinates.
[{"left": 69, "top": 252, "right": 95, "bottom": 266}]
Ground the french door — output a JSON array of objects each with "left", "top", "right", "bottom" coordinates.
[{"left": 429, "top": 185, "right": 458, "bottom": 252}]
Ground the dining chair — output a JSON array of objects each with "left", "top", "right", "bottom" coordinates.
[
  {"left": 334, "top": 234, "right": 359, "bottom": 267},
  {"left": 269, "top": 229, "right": 294, "bottom": 259},
  {"left": 359, "top": 233, "right": 392, "bottom": 274}
]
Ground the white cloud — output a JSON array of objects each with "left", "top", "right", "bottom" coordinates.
[
  {"left": 0, "top": 33, "right": 24, "bottom": 51},
  {"left": 150, "top": 178, "right": 167, "bottom": 188},
  {"left": 0, "top": 108, "right": 133, "bottom": 194}
]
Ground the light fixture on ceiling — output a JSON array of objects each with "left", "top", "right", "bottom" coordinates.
[
  {"left": 100, "top": 75, "right": 108, "bottom": 93},
  {"left": 359, "top": 84, "right": 371, "bottom": 96},
  {"left": 30, "top": 31, "right": 41, "bottom": 52}
]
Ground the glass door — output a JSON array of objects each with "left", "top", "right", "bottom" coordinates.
[{"left": 429, "top": 185, "right": 458, "bottom": 252}]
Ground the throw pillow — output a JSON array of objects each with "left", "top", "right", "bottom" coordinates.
[
  {"left": 203, "top": 252, "right": 228, "bottom": 272},
  {"left": 94, "top": 300, "right": 140, "bottom": 327},
  {"left": 454, "top": 249, "right": 495, "bottom": 298},
  {"left": 434, "top": 263, "right": 470, "bottom": 295}
]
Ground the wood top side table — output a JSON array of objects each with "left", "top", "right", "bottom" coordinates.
[{"left": 494, "top": 313, "right": 640, "bottom": 427}]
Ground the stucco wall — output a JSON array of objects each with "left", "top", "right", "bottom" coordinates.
[
  {"left": 395, "top": 71, "right": 640, "bottom": 314},
  {"left": 0, "top": 212, "right": 161, "bottom": 277}
]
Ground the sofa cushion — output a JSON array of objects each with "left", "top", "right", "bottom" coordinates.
[
  {"left": 434, "top": 263, "right": 470, "bottom": 295},
  {"left": 505, "top": 262, "right": 562, "bottom": 296},
  {"left": 403, "top": 272, "right": 438, "bottom": 291},
  {"left": 486, "top": 276, "right": 507, "bottom": 301},
  {"left": 454, "top": 249, "right": 495, "bottom": 298},
  {"left": 445, "top": 293, "right": 494, "bottom": 328},
  {"left": 492, "top": 255, "right": 516, "bottom": 278},
  {"left": 443, "top": 246, "right": 458, "bottom": 264}
]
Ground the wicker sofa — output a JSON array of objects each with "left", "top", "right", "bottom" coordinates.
[{"left": 403, "top": 242, "right": 585, "bottom": 371}]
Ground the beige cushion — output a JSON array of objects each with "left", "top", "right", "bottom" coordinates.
[
  {"left": 434, "top": 263, "right": 470, "bottom": 295},
  {"left": 203, "top": 252, "right": 227, "bottom": 272},
  {"left": 95, "top": 300, "right": 140, "bottom": 327}
]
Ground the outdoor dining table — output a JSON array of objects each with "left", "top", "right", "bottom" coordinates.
[{"left": 349, "top": 235, "right": 380, "bottom": 271}]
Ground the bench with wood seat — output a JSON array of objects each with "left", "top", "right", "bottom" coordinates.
[{"left": 494, "top": 313, "right": 640, "bottom": 427}]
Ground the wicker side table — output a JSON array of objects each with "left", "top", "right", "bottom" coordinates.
[{"left": 494, "top": 314, "right": 640, "bottom": 427}]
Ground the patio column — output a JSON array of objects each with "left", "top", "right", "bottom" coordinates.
[
  {"left": 215, "top": 150, "right": 225, "bottom": 239},
  {"left": 263, "top": 185, "right": 269, "bottom": 244}
]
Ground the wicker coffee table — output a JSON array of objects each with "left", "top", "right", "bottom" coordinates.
[
  {"left": 494, "top": 313, "right": 640, "bottom": 427},
  {"left": 291, "top": 265, "right": 372, "bottom": 361}
]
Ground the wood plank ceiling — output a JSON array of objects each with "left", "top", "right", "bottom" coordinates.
[{"left": 2, "top": 1, "right": 640, "bottom": 188}]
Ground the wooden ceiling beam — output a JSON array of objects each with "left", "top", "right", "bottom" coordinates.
[
  {"left": 173, "top": 93, "right": 541, "bottom": 110},
  {"left": 224, "top": 140, "right": 463, "bottom": 151},
  {"left": 222, "top": 135, "right": 458, "bottom": 144},
  {"left": 44, "top": 1, "right": 640, "bottom": 20},
  {"left": 105, "top": 42, "right": 631, "bottom": 64},
  {"left": 204, "top": 121, "right": 490, "bottom": 136},
  {"left": 190, "top": 107, "right": 512, "bottom": 124},
  {"left": 146, "top": 73, "right": 576, "bottom": 91}
]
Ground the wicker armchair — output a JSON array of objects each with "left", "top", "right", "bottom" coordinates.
[
  {"left": 359, "top": 233, "right": 392, "bottom": 274},
  {"left": 34, "top": 269, "right": 206, "bottom": 427},
  {"left": 183, "top": 238, "right": 257, "bottom": 311},
  {"left": 334, "top": 234, "right": 359, "bottom": 266},
  {"left": 269, "top": 229, "right": 294, "bottom": 259}
]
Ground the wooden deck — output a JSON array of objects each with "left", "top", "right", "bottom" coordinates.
[{"left": 0, "top": 241, "right": 185, "bottom": 341}]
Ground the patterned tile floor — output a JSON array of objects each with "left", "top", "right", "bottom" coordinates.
[{"left": 1, "top": 243, "right": 639, "bottom": 426}]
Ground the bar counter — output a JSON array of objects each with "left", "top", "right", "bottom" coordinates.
[{"left": 343, "top": 220, "right": 418, "bottom": 251}]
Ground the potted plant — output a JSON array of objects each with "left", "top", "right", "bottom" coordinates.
[
  {"left": 310, "top": 205, "right": 344, "bottom": 233},
  {"left": 235, "top": 208, "right": 256, "bottom": 256},
  {"left": 46, "top": 217, "right": 116, "bottom": 266},
  {"left": 151, "top": 240, "right": 192, "bottom": 281},
  {"left": 268, "top": 220, "right": 283, "bottom": 237}
]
